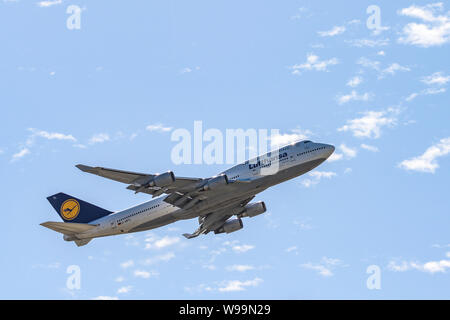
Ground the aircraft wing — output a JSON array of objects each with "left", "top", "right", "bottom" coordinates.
[
  {"left": 76, "top": 164, "right": 251, "bottom": 210},
  {"left": 76, "top": 164, "right": 204, "bottom": 199}
]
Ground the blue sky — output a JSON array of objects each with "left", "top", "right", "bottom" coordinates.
[{"left": 1, "top": 0, "right": 449, "bottom": 299}]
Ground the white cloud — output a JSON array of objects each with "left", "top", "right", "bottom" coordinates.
[
  {"left": 377, "top": 50, "right": 386, "bottom": 56},
  {"left": 421, "top": 72, "right": 450, "bottom": 86},
  {"left": 309, "top": 171, "right": 337, "bottom": 179},
  {"left": 134, "top": 270, "right": 159, "bottom": 279},
  {"left": 143, "top": 252, "right": 175, "bottom": 265},
  {"left": 202, "top": 264, "right": 216, "bottom": 271},
  {"left": 269, "top": 129, "right": 311, "bottom": 148},
  {"left": 115, "top": 276, "right": 125, "bottom": 283},
  {"left": 300, "top": 257, "right": 344, "bottom": 277},
  {"left": 301, "top": 171, "right": 336, "bottom": 188},
  {"left": 398, "top": 3, "right": 450, "bottom": 47},
  {"left": 186, "top": 277, "right": 263, "bottom": 293},
  {"left": 184, "top": 283, "right": 214, "bottom": 294},
  {"left": 218, "top": 278, "right": 263, "bottom": 292},
  {"left": 129, "top": 133, "right": 138, "bottom": 141},
  {"left": 26, "top": 128, "right": 77, "bottom": 146},
  {"left": 293, "top": 218, "right": 312, "bottom": 230},
  {"left": 37, "top": 0, "right": 62, "bottom": 7},
  {"left": 317, "top": 26, "right": 346, "bottom": 37},
  {"left": 379, "top": 63, "right": 411, "bottom": 78},
  {"left": 346, "top": 38, "right": 390, "bottom": 47},
  {"left": 145, "top": 236, "right": 180, "bottom": 250},
  {"left": 406, "top": 86, "right": 447, "bottom": 102},
  {"left": 398, "top": 137, "right": 450, "bottom": 173},
  {"left": 388, "top": 255, "right": 450, "bottom": 274},
  {"left": 339, "top": 144, "right": 357, "bottom": 158},
  {"left": 422, "top": 87, "right": 446, "bottom": 95},
  {"left": 146, "top": 123, "right": 173, "bottom": 133},
  {"left": 422, "top": 260, "right": 450, "bottom": 273},
  {"left": 387, "top": 260, "right": 414, "bottom": 272},
  {"left": 357, "top": 58, "right": 411, "bottom": 79},
  {"left": 357, "top": 57, "right": 381, "bottom": 71},
  {"left": 120, "top": 260, "right": 134, "bottom": 269},
  {"left": 30, "top": 129, "right": 76, "bottom": 142},
  {"left": 405, "top": 92, "right": 419, "bottom": 102},
  {"left": 347, "top": 19, "right": 361, "bottom": 25},
  {"left": 290, "top": 7, "right": 312, "bottom": 21},
  {"left": 371, "top": 26, "right": 390, "bottom": 36},
  {"left": 232, "top": 244, "right": 255, "bottom": 253},
  {"left": 361, "top": 144, "right": 379, "bottom": 152},
  {"left": 290, "top": 54, "right": 339, "bottom": 74},
  {"left": 327, "top": 152, "right": 343, "bottom": 162},
  {"left": 337, "top": 90, "right": 371, "bottom": 105},
  {"left": 301, "top": 263, "right": 333, "bottom": 276},
  {"left": 338, "top": 109, "right": 398, "bottom": 139},
  {"left": 11, "top": 148, "right": 30, "bottom": 161},
  {"left": 180, "top": 66, "right": 200, "bottom": 74},
  {"left": 117, "top": 286, "right": 132, "bottom": 294},
  {"left": 286, "top": 246, "right": 298, "bottom": 253},
  {"left": 89, "top": 133, "right": 110, "bottom": 144},
  {"left": 92, "top": 296, "right": 119, "bottom": 300},
  {"left": 346, "top": 76, "right": 363, "bottom": 88},
  {"left": 226, "top": 265, "right": 255, "bottom": 272}
]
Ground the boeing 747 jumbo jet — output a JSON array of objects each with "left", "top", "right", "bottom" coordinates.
[{"left": 41, "top": 140, "right": 334, "bottom": 246}]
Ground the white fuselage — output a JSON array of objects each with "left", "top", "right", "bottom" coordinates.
[{"left": 75, "top": 140, "right": 334, "bottom": 240}]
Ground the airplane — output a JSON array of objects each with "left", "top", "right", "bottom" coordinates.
[{"left": 41, "top": 140, "right": 335, "bottom": 246}]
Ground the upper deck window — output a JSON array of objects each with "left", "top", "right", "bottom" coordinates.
[{"left": 295, "top": 140, "right": 311, "bottom": 147}]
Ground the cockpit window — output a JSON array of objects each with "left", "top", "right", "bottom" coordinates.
[{"left": 304, "top": 140, "right": 311, "bottom": 143}]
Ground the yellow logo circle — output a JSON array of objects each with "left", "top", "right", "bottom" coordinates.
[{"left": 60, "top": 199, "right": 80, "bottom": 220}]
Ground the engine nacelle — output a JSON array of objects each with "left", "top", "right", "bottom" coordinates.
[
  {"left": 203, "top": 174, "right": 228, "bottom": 191},
  {"left": 150, "top": 171, "right": 175, "bottom": 187},
  {"left": 240, "top": 201, "right": 266, "bottom": 218},
  {"left": 214, "top": 218, "right": 243, "bottom": 234}
]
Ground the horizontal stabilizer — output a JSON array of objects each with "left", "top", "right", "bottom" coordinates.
[{"left": 40, "top": 221, "right": 97, "bottom": 235}]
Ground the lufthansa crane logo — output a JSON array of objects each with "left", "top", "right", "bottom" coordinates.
[{"left": 60, "top": 199, "right": 80, "bottom": 220}]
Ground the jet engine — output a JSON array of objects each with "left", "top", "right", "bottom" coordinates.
[
  {"left": 240, "top": 201, "right": 266, "bottom": 218},
  {"left": 63, "top": 235, "right": 77, "bottom": 242},
  {"left": 203, "top": 174, "right": 228, "bottom": 191},
  {"left": 151, "top": 171, "right": 175, "bottom": 187},
  {"left": 214, "top": 218, "right": 243, "bottom": 234}
]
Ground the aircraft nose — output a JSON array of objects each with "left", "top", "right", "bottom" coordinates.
[
  {"left": 329, "top": 144, "right": 335, "bottom": 153},
  {"left": 322, "top": 144, "right": 335, "bottom": 158}
]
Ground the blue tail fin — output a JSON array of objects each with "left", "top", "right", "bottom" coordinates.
[{"left": 47, "top": 192, "right": 112, "bottom": 223}]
